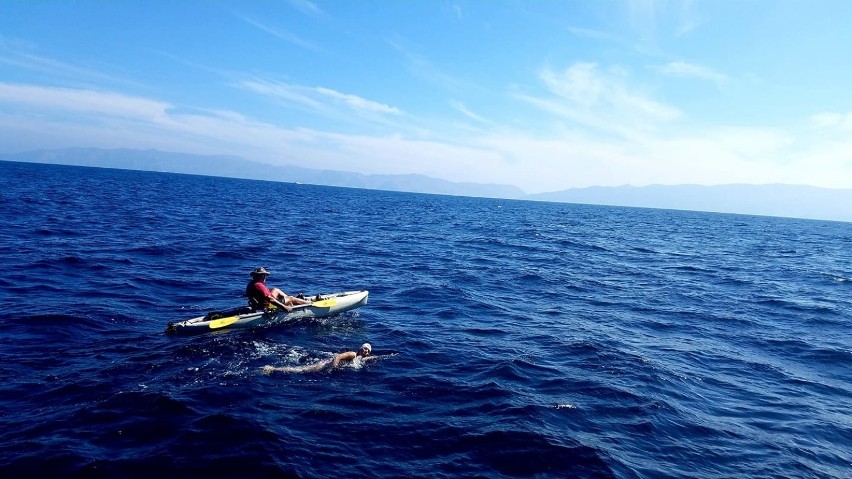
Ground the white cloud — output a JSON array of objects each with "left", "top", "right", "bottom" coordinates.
[
  {"left": 241, "top": 79, "right": 401, "bottom": 116},
  {"left": 0, "top": 82, "right": 313, "bottom": 155},
  {"left": 0, "top": 40, "right": 141, "bottom": 89},
  {"left": 656, "top": 61, "right": 728, "bottom": 85},
  {"left": 0, "top": 82, "right": 465, "bottom": 181},
  {"left": 672, "top": 1, "right": 705, "bottom": 37},
  {"left": 0, "top": 82, "right": 168, "bottom": 118},
  {"left": 450, "top": 101, "right": 492, "bottom": 125},
  {"left": 567, "top": 27, "right": 623, "bottom": 43},
  {"left": 541, "top": 63, "right": 680, "bottom": 120},
  {"left": 386, "top": 37, "right": 469, "bottom": 94},
  {"left": 519, "top": 63, "right": 680, "bottom": 141},
  {"left": 624, "top": 0, "right": 705, "bottom": 54},
  {"left": 285, "top": 0, "right": 324, "bottom": 17},
  {"left": 241, "top": 80, "right": 324, "bottom": 111},
  {"left": 464, "top": 120, "right": 851, "bottom": 191},
  {"left": 2, "top": 77, "right": 851, "bottom": 195},
  {"left": 314, "top": 87, "right": 401, "bottom": 115},
  {"left": 238, "top": 16, "right": 321, "bottom": 51},
  {"left": 810, "top": 112, "right": 852, "bottom": 131}
]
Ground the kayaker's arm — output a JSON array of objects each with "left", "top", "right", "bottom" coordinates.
[{"left": 270, "top": 297, "right": 291, "bottom": 311}]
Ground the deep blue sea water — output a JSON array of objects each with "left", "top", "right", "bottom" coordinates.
[{"left": 0, "top": 161, "right": 849, "bottom": 478}]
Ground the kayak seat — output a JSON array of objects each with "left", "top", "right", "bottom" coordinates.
[{"left": 247, "top": 296, "right": 265, "bottom": 311}]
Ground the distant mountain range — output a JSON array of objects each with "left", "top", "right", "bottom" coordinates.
[
  {"left": 527, "top": 184, "right": 852, "bottom": 223},
  {"left": 1, "top": 147, "right": 525, "bottom": 199},
  {"left": 3, "top": 147, "right": 851, "bottom": 222}
]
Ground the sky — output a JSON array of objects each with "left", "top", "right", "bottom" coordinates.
[{"left": 1, "top": 0, "right": 851, "bottom": 194}]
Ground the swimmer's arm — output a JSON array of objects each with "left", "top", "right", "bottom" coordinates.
[
  {"left": 262, "top": 365, "right": 288, "bottom": 374},
  {"left": 262, "top": 361, "right": 328, "bottom": 374},
  {"left": 332, "top": 351, "right": 356, "bottom": 367}
]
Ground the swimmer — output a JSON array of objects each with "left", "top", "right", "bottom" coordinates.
[{"left": 262, "top": 343, "right": 376, "bottom": 374}]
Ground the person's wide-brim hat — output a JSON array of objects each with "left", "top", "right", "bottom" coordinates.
[{"left": 251, "top": 267, "right": 270, "bottom": 276}]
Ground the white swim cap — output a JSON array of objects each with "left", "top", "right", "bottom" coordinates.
[{"left": 361, "top": 343, "right": 372, "bottom": 353}]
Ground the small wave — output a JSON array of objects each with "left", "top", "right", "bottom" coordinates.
[
  {"left": 819, "top": 271, "right": 851, "bottom": 283},
  {"left": 753, "top": 296, "right": 842, "bottom": 316},
  {"left": 666, "top": 263, "right": 711, "bottom": 273},
  {"left": 556, "top": 238, "right": 612, "bottom": 253},
  {"left": 463, "top": 327, "right": 506, "bottom": 337}
]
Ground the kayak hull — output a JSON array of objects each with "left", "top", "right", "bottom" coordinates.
[{"left": 164, "top": 290, "right": 368, "bottom": 335}]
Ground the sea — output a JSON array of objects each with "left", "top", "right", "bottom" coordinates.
[{"left": 0, "top": 160, "right": 849, "bottom": 479}]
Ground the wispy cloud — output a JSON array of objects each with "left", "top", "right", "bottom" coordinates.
[
  {"left": 0, "top": 82, "right": 493, "bottom": 181},
  {"left": 238, "top": 16, "right": 321, "bottom": 52},
  {"left": 446, "top": 3, "right": 463, "bottom": 20},
  {"left": 314, "top": 87, "right": 401, "bottom": 115},
  {"left": 520, "top": 62, "right": 680, "bottom": 139},
  {"left": 656, "top": 61, "right": 728, "bottom": 85},
  {"left": 386, "top": 37, "right": 469, "bottom": 94},
  {"left": 672, "top": 0, "right": 705, "bottom": 37},
  {"left": 241, "top": 79, "right": 401, "bottom": 116},
  {"left": 2, "top": 80, "right": 850, "bottom": 193},
  {"left": 622, "top": 0, "right": 705, "bottom": 56},
  {"left": 450, "top": 100, "right": 492, "bottom": 125},
  {"left": 285, "top": 0, "right": 324, "bottom": 18},
  {"left": 0, "top": 37, "right": 142, "bottom": 89},
  {"left": 0, "top": 81, "right": 325, "bottom": 155},
  {"left": 0, "top": 82, "right": 167, "bottom": 118},
  {"left": 567, "top": 27, "right": 624, "bottom": 44},
  {"left": 811, "top": 112, "right": 852, "bottom": 131},
  {"left": 625, "top": 0, "right": 663, "bottom": 54}
]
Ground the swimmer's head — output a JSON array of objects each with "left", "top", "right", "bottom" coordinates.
[{"left": 360, "top": 343, "right": 372, "bottom": 354}]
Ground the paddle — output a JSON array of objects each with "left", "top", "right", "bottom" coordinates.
[
  {"left": 209, "top": 315, "right": 239, "bottom": 329},
  {"left": 312, "top": 298, "right": 337, "bottom": 307},
  {"left": 208, "top": 298, "right": 336, "bottom": 329}
]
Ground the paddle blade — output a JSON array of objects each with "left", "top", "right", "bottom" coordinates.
[
  {"left": 312, "top": 298, "right": 337, "bottom": 308},
  {"left": 209, "top": 316, "right": 239, "bottom": 329}
]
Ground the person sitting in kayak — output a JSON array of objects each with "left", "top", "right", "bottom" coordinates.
[
  {"left": 245, "top": 266, "right": 312, "bottom": 311},
  {"left": 261, "top": 343, "right": 375, "bottom": 374}
]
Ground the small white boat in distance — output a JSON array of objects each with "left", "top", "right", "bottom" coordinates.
[{"left": 165, "top": 290, "right": 368, "bottom": 335}]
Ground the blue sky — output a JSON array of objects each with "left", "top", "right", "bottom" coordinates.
[{"left": 1, "top": 0, "right": 851, "bottom": 193}]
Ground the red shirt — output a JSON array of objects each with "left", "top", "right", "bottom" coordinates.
[{"left": 246, "top": 280, "right": 272, "bottom": 308}]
